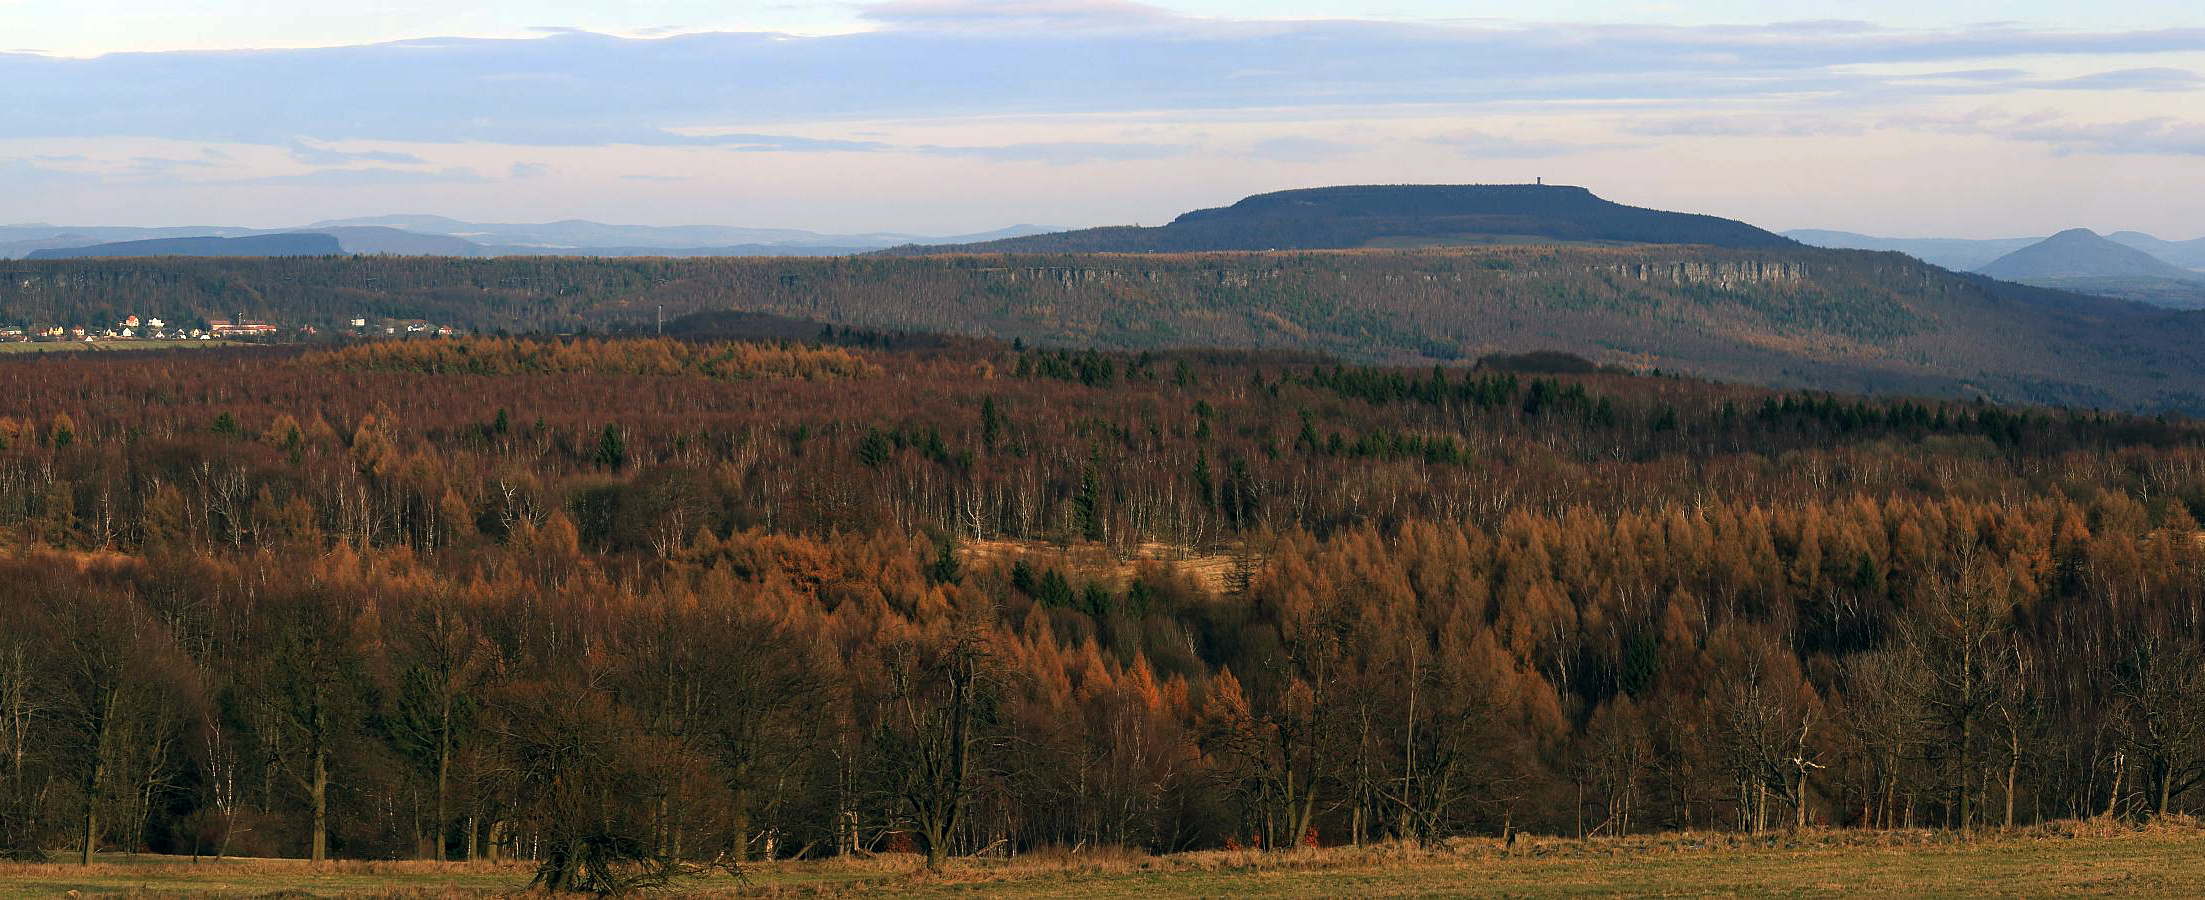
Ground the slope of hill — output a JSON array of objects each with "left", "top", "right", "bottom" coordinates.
[
  {"left": 27, "top": 233, "right": 344, "bottom": 259},
  {"left": 0, "top": 234, "right": 107, "bottom": 259},
  {"left": 1, "top": 225, "right": 260, "bottom": 259},
  {"left": 313, "top": 226, "right": 486, "bottom": 256},
  {"left": 0, "top": 224, "right": 256, "bottom": 243},
  {"left": 2107, "top": 231, "right": 2205, "bottom": 271},
  {"left": 894, "top": 184, "right": 1798, "bottom": 254},
  {"left": 10, "top": 246, "right": 2205, "bottom": 411},
  {"left": 1782, "top": 230, "right": 2040, "bottom": 271},
  {"left": 1976, "top": 229, "right": 2205, "bottom": 309}
]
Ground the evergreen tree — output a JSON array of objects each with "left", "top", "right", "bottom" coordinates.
[
  {"left": 931, "top": 538, "right": 962, "bottom": 585},
  {"left": 594, "top": 424, "right": 627, "bottom": 469},
  {"left": 1075, "top": 454, "right": 1103, "bottom": 542},
  {"left": 858, "top": 427, "right": 894, "bottom": 469},
  {"left": 981, "top": 397, "right": 1004, "bottom": 451}
]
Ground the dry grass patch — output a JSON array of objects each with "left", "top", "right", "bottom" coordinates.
[{"left": 7, "top": 821, "right": 2204, "bottom": 897}]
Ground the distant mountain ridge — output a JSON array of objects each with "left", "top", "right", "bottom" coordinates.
[
  {"left": 28, "top": 233, "right": 343, "bottom": 259},
  {"left": 1780, "top": 230, "right": 2041, "bottom": 271},
  {"left": 1787, "top": 226, "right": 2205, "bottom": 308},
  {"left": 891, "top": 184, "right": 1797, "bottom": 254},
  {"left": 1785, "top": 228, "right": 2205, "bottom": 275},
  {"left": 2108, "top": 231, "right": 2205, "bottom": 270},
  {"left": 0, "top": 220, "right": 1065, "bottom": 259},
  {"left": 1972, "top": 229, "right": 2205, "bottom": 310},
  {"left": 1978, "top": 228, "right": 2203, "bottom": 281}
]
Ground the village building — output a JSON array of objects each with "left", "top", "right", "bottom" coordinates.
[{"left": 210, "top": 318, "right": 280, "bottom": 337}]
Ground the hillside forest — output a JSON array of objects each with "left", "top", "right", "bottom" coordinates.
[
  {"left": 8, "top": 247, "right": 2205, "bottom": 413},
  {"left": 1, "top": 335, "right": 2203, "bottom": 887}
]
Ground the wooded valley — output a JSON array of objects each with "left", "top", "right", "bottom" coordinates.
[{"left": 1, "top": 334, "right": 2202, "bottom": 888}]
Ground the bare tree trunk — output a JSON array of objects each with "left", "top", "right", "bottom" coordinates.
[
  {"left": 311, "top": 743, "right": 329, "bottom": 862},
  {"left": 2161, "top": 767, "right": 2173, "bottom": 819},
  {"left": 2004, "top": 758, "right": 2018, "bottom": 829},
  {"left": 80, "top": 774, "right": 99, "bottom": 866},
  {"left": 2104, "top": 750, "right": 2124, "bottom": 819},
  {"left": 80, "top": 683, "right": 117, "bottom": 866},
  {"left": 433, "top": 697, "right": 450, "bottom": 861},
  {"left": 1795, "top": 771, "right": 1808, "bottom": 830},
  {"left": 1958, "top": 714, "right": 1972, "bottom": 830}
]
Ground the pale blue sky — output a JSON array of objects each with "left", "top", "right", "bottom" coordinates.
[
  {"left": 9, "top": 1, "right": 2202, "bottom": 54},
  {"left": 2, "top": 1, "right": 2201, "bottom": 236}
]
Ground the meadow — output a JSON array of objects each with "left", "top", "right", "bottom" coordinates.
[
  {"left": 5, "top": 822, "right": 2201, "bottom": 897},
  {"left": 0, "top": 338, "right": 237, "bottom": 354}
]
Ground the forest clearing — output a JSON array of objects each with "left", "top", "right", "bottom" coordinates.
[{"left": 5, "top": 822, "right": 2203, "bottom": 897}]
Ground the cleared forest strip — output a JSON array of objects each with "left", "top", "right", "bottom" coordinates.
[{"left": 959, "top": 538, "right": 1251, "bottom": 595}]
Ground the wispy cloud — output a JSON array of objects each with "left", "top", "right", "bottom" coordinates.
[
  {"left": 859, "top": 0, "right": 1179, "bottom": 32},
  {"left": 2034, "top": 67, "right": 2202, "bottom": 92},
  {"left": 288, "top": 141, "right": 427, "bottom": 166},
  {"left": 1242, "top": 136, "right": 1358, "bottom": 163},
  {"left": 120, "top": 154, "right": 226, "bottom": 176},
  {"left": 652, "top": 132, "right": 888, "bottom": 152},
  {"left": 1, "top": 21, "right": 2197, "bottom": 150},
  {"left": 1888, "top": 107, "right": 2205, "bottom": 156},
  {"left": 0, "top": 158, "right": 101, "bottom": 186},
  {"left": 2008, "top": 116, "right": 2205, "bottom": 156},
  {"left": 1621, "top": 117, "right": 1867, "bottom": 138},
  {"left": 1425, "top": 130, "right": 1637, "bottom": 159},
  {"left": 913, "top": 140, "right": 1189, "bottom": 164},
  {"left": 3, "top": 12, "right": 2201, "bottom": 233},
  {"left": 226, "top": 166, "right": 495, "bottom": 186}
]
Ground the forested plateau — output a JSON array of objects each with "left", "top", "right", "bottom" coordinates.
[
  {"left": 8, "top": 244, "right": 2205, "bottom": 412},
  {"left": 2, "top": 333, "right": 2204, "bottom": 888},
  {"left": 881, "top": 184, "right": 1800, "bottom": 254}
]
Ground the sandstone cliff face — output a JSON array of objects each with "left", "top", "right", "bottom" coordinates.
[
  {"left": 1601, "top": 260, "right": 1810, "bottom": 288},
  {"left": 991, "top": 266, "right": 1130, "bottom": 286}
]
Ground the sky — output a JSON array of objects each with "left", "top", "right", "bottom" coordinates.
[{"left": 2, "top": 1, "right": 2201, "bottom": 237}]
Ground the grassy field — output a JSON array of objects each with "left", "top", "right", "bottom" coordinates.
[
  {"left": 4, "top": 822, "right": 2201, "bottom": 897},
  {"left": 0, "top": 339, "right": 242, "bottom": 354}
]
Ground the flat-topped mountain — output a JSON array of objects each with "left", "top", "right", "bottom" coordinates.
[
  {"left": 28, "top": 233, "right": 343, "bottom": 259},
  {"left": 890, "top": 184, "right": 1797, "bottom": 254}
]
